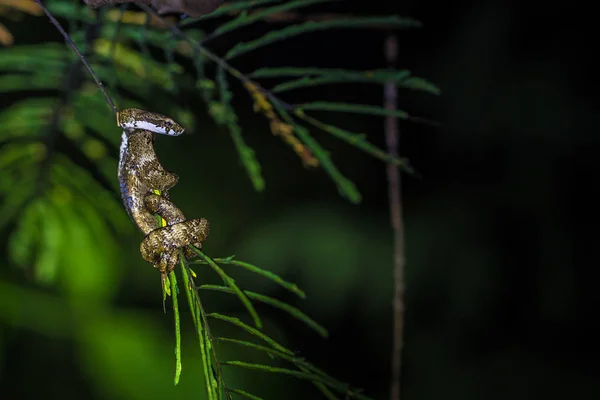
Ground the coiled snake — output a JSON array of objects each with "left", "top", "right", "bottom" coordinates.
[{"left": 117, "top": 108, "right": 209, "bottom": 277}]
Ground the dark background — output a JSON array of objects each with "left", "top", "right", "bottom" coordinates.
[{"left": 0, "top": 1, "right": 597, "bottom": 399}]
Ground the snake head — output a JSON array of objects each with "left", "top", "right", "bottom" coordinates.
[{"left": 117, "top": 108, "right": 185, "bottom": 136}]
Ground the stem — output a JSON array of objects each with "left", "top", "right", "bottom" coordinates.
[
  {"left": 169, "top": 271, "right": 182, "bottom": 385},
  {"left": 34, "top": 0, "right": 119, "bottom": 115},
  {"left": 384, "top": 34, "right": 405, "bottom": 400}
]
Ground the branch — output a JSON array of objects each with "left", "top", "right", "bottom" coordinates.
[
  {"left": 34, "top": 0, "right": 119, "bottom": 115},
  {"left": 384, "top": 34, "right": 405, "bottom": 400}
]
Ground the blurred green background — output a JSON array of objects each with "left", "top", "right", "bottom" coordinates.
[{"left": 1, "top": 1, "right": 596, "bottom": 399}]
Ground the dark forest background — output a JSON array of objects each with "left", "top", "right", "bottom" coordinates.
[{"left": 1, "top": 1, "right": 597, "bottom": 399}]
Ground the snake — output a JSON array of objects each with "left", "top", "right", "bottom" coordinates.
[{"left": 117, "top": 108, "right": 210, "bottom": 275}]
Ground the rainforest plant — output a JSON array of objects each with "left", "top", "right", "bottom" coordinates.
[{"left": 0, "top": 0, "right": 438, "bottom": 399}]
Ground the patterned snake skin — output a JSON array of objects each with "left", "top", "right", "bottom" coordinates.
[{"left": 117, "top": 108, "right": 209, "bottom": 275}]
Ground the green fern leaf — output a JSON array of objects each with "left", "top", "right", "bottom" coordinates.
[
  {"left": 296, "top": 114, "right": 415, "bottom": 173},
  {"left": 207, "top": 313, "right": 294, "bottom": 355},
  {"left": 222, "top": 362, "right": 372, "bottom": 400},
  {"left": 271, "top": 100, "right": 362, "bottom": 203},
  {"left": 190, "top": 246, "right": 262, "bottom": 329},
  {"left": 226, "top": 16, "right": 422, "bottom": 59},
  {"left": 298, "top": 102, "right": 409, "bottom": 119},
  {"left": 194, "top": 257, "right": 306, "bottom": 299},
  {"left": 181, "top": 0, "right": 285, "bottom": 25},
  {"left": 0, "top": 72, "right": 62, "bottom": 93},
  {"left": 216, "top": 64, "right": 265, "bottom": 191},
  {"left": 398, "top": 76, "right": 442, "bottom": 95},
  {"left": 0, "top": 98, "right": 54, "bottom": 142},
  {"left": 46, "top": 0, "right": 96, "bottom": 23},
  {"left": 200, "top": 285, "right": 328, "bottom": 337},
  {"left": 229, "top": 389, "right": 265, "bottom": 400},
  {"left": 210, "top": 0, "right": 339, "bottom": 39}
]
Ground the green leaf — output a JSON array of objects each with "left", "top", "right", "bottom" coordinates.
[
  {"left": 222, "top": 362, "right": 372, "bottom": 400},
  {"left": 181, "top": 0, "right": 285, "bottom": 25},
  {"left": 217, "top": 65, "right": 265, "bottom": 191},
  {"left": 193, "top": 257, "right": 306, "bottom": 299},
  {"left": 271, "top": 101, "right": 362, "bottom": 203},
  {"left": 207, "top": 313, "right": 294, "bottom": 355},
  {"left": 296, "top": 113, "right": 416, "bottom": 174},
  {"left": 199, "top": 285, "right": 328, "bottom": 337},
  {"left": 229, "top": 389, "right": 265, "bottom": 400},
  {"left": 226, "top": 16, "right": 422, "bottom": 59},
  {"left": 189, "top": 246, "right": 262, "bottom": 329},
  {"left": 0, "top": 73, "right": 63, "bottom": 93},
  {"left": 398, "top": 76, "right": 442, "bottom": 95},
  {"left": 270, "top": 71, "right": 440, "bottom": 95},
  {"left": 46, "top": 0, "right": 96, "bottom": 23},
  {"left": 0, "top": 44, "right": 69, "bottom": 72},
  {"left": 210, "top": 0, "right": 339, "bottom": 39},
  {"left": 179, "top": 258, "right": 220, "bottom": 400},
  {"left": 168, "top": 272, "right": 182, "bottom": 385},
  {"left": 0, "top": 98, "right": 54, "bottom": 142},
  {"left": 217, "top": 338, "right": 346, "bottom": 399},
  {"left": 298, "top": 102, "right": 409, "bottom": 119}
]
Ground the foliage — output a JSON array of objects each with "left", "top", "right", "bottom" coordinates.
[{"left": 0, "top": 0, "right": 438, "bottom": 399}]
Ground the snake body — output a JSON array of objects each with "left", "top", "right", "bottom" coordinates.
[{"left": 117, "top": 108, "right": 209, "bottom": 274}]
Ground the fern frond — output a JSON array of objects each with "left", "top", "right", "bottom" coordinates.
[
  {"left": 200, "top": 285, "right": 328, "bottom": 337},
  {"left": 208, "top": 0, "right": 339, "bottom": 40},
  {"left": 298, "top": 101, "right": 410, "bottom": 119},
  {"left": 229, "top": 388, "right": 265, "bottom": 400},
  {"left": 222, "top": 361, "right": 372, "bottom": 400},
  {"left": 250, "top": 67, "right": 440, "bottom": 95},
  {"left": 208, "top": 313, "right": 294, "bottom": 355},
  {"left": 226, "top": 16, "right": 422, "bottom": 59},
  {"left": 193, "top": 256, "right": 306, "bottom": 299},
  {"left": 216, "top": 64, "right": 265, "bottom": 191},
  {"left": 271, "top": 100, "right": 362, "bottom": 203},
  {"left": 181, "top": 0, "right": 285, "bottom": 25},
  {"left": 190, "top": 246, "right": 262, "bottom": 329}
]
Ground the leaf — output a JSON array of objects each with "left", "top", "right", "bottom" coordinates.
[
  {"left": 46, "top": 0, "right": 96, "bottom": 23},
  {"left": 194, "top": 257, "right": 306, "bottom": 299},
  {"left": 207, "top": 313, "right": 294, "bottom": 355},
  {"left": 296, "top": 113, "right": 416, "bottom": 174},
  {"left": 229, "top": 389, "right": 265, "bottom": 400},
  {"left": 0, "top": 22, "right": 13, "bottom": 46},
  {"left": 222, "top": 362, "right": 372, "bottom": 399},
  {"left": 199, "top": 285, "right": 328, "bottom": 337},
  {"left": 216, "top": 64, "right": 265, "bottom": 191},
  {"left": 179, "top": 259, "right": 220, "bottom": 400},
  {"left": 398, "top": 76, "right": 442, "bottom": 95},
  {"left": 0, "top": 98, "right": 54, "bottom": 143},
  {"left": 226, "top": 16, "right": 422, "bottom": 59},
  {"left": 210, "top": 0, "right": 339, "bottom": 39},
  {"left": 168, "top": 271, "right": 182, "bottom": 385},
  {"left": 271, "top": 100, "right": 362, "bottom": 203},
  {"left": 180, "top": 0, "right": 285, "bottom": 25},
  {"left": 0, "top": 0, "right": 43, "bottom": 16},
  {"left": 0, "top": 72, "right": 62, "bottom": 92},
  {"left": 189, "top": 246, "right": 262, "bottom": 329},
  {"left": 270, "top": 72, "right": 439, "bottom": 95},
  {"left": 297, "top": 102, "right": 409, "bottom": 119},
  {"left": 93, "top": 38, "right": 182, "bottom": 88}
]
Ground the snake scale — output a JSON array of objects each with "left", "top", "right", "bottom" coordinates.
[{"left": 117, "top": 108, "right": 209, "bottom": 277}]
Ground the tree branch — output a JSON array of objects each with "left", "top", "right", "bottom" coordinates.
[{"left": 385, "top": 34, "right": 405, "bottom": 400}]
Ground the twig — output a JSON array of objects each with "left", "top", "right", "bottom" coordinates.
[
  {"left": 384, "top": 34, "right": 405, "bottom": 400},
  {"left": 34, "top": 0, "right": 119, "bottom": 115}
]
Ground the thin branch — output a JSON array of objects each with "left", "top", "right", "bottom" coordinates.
[
  {"left": 384, "top": 34, "right": 405, "bottom": 400},
  {"left": 137, "top": 3, "right": 294, "bottom": 111},
  {"left": 34, "top": 0, "right": 119, "bottom": 115}
]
